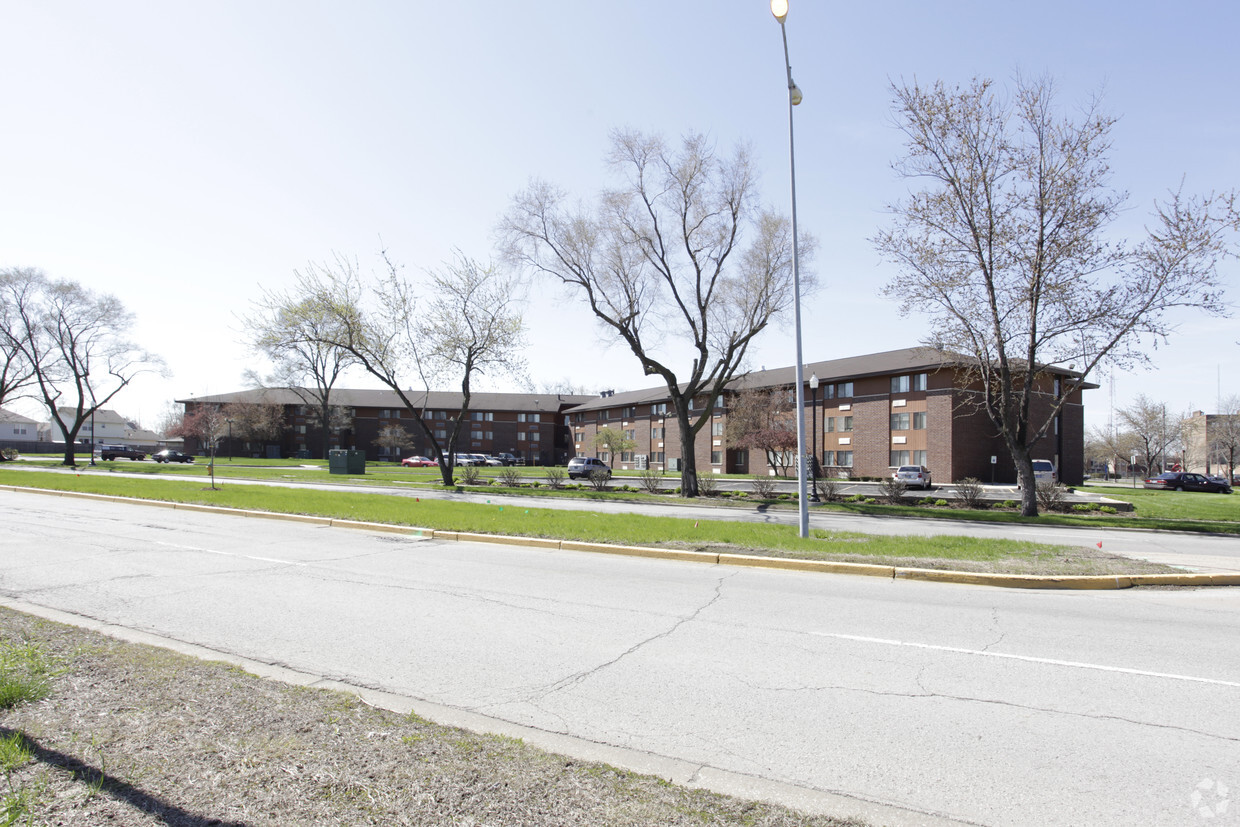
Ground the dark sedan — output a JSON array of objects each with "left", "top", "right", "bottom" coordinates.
[
  {"left": 1142, "top": 472, "right": 1232, "bottom": 493},
  {"left": 153, "top": 450, "right": 195, "bottom": 464}
]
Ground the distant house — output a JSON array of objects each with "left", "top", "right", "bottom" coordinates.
[
  {"left": 0, "top": 408, "right": 39, "bottom": 442},
  {"left": 49, "top": 408, "right": 156, "bottom": 449},
  {"left": 1183, "top": 410, "right": 1239, "bottom": 477}
]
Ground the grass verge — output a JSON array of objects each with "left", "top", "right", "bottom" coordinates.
[
  {"left": 1, "top": 469, "right": 1177, "bottom": 575},
  {"left": 0, "top": 607, "right": 864, "bottom": 827}
]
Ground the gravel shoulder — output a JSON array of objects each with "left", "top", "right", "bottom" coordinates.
[{"left": 0, "top": 607, "right": 865, "bottom": 827}]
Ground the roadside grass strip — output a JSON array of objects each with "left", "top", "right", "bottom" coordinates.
[{"left": 0, "top": 470, "right": 1198, "bottom": 583}]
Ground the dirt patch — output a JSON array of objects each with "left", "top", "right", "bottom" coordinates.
[
  {"left": 665, "top": 542, "right": 1182, "bottom": 576},
  {"left": 0, "top": 608, "right": 864, "bottom": 827}
]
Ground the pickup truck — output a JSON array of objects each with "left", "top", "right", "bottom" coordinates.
[{"left": 98, "top": 445, "right": 146, "bottom": 461}]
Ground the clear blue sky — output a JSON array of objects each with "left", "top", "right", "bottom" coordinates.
[{"left": 3, "top": 1, "right": 1237, "bottom": 432}]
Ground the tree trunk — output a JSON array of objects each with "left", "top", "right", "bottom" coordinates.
[
  {"left": 676, "top": 407, "right": 698, "bottom": 497},
  {"left": 1011, "top": 447, "right": 1039, "bottom": 517}
]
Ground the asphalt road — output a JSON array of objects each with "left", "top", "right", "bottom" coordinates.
[{"left": 3, "top": 490, "right": 1238, "bottom": 826}]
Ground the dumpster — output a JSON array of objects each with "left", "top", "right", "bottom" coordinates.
[{"left": 328, "top": 448, "right": 366, "bottom": 475}]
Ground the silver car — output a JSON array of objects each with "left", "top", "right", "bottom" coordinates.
[
  {"left": 893, "top": 465, "right": 932, "bottom": 489},
  {"left": 567, "top": 456, "right": 611, "bottom": 480}
]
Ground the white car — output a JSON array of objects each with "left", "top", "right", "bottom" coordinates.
[
  {"left": 1017, "top": 459, "right": 1058, "bottom": 488},
  {"left": 893, "top": 465, "right": 932, "bottom": 489},
  {"left": 567, "top": 456, "right": 611, "bottom": 480}
]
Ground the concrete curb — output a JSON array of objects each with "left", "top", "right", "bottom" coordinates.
[{"left": 6, "top": 484, "right": 1239, "bottom": 590}]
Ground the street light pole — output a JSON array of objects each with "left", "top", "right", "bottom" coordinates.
[
  {"left": 770, "top": 0, "right": 809, "bottom": 537},
  {"left": 809, "top": 373, "right": 820, "bottom": 502},
  {"left": 226, "top": 418, "right": 233, "bottom": 462}
]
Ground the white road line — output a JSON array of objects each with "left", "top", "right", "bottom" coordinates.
[
  {"left": 814, "top": 631, "right": 1240, "bottom": 688},
  {"left": 154, "top": 541, "right": 303, "bottom": 567}
]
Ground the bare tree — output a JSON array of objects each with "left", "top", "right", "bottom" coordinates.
[
  {"left": 874, "top": 75, "right": 1239, "bottom": 515},
  {"left": 0, "top": 269, "right": 37, "bottom": 408},
  {"left": 274, "top": 251, "right": 526, "bottom": 485},
  {"left": 502, "top": 129, "right": 814, "bottom": 497},
  {"left": 725, "top": 385, "right": 798, "bottom": 476},
  {"left": 375, "top": 424, "right": 415, "bottom": 460},
  {"left": 1209, "top": 396, "right": 1240, "bottom": 479},
  {"left": 1, "top": 269, "right": 166, "bottom": 465},
  {"left": 243, "top": 271, "right": 359, "bottom": 460},
  {"left": 170, "top": 404, "right": 227, "bottom": 488},
  {"left": 1085, "top": 424, "right": 1140, "bottom": 479},
  {"left": 221, "top": 399, "right": 286, "bottom": 456},
  {"left": 1117, "top": 395, "right": 1182, "bottom": 473}
]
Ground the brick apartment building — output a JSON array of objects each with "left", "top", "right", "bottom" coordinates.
[
  {"left": 178, "top": 347, "right": 1089, "bottom": 483},
  {"left": 562, "top": 347, "right": 1089, "bottom": 485},
  {"left": 176, "top": 389, "right": 592, "bottom": 465}
]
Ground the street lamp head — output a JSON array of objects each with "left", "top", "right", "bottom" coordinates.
[
  {"left": 809, "top": 373, "right": 818, "bottom": 390},
  {"left": 770, "top": 0, "right": 788, "bottom": 21},
  {"left": 790, "top": 81, "right": 803, "bottom": 106}
]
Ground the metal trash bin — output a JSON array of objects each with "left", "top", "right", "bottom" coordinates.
[{"left": 328, "top": 449, "right": 366, "bottom": 475}]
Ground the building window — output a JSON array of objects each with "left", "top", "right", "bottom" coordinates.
[
  {"left": 531, "top": 431, "right": 541, "bottom": 442},
  {"left": 823, "top": 451, "right": 834, "bottom": 466},
  {"left": 891, "top": 375, "right": 910, "bottom": 394},
  {"left": 841, "top": 416, "right": 853, "bottom": 432},
  {"left": 574, "top": 431, "right": 584, "bottom": 443},
  {"left": 652, "top": 452, "right": 665, "bottom": 463},
  {"left": 598, "top": 451, "right": 609, "bottom": 462},
  {"left": 471, "top": 430, "right": 484, "bottom": 440},
  {"left": 890, "top": 413, "right": 911, "bottom": 431},
  {"left": 434, "top": 429, "right": 447, "bottom": 439},
  {"left": 711, "top": 451, "right": 722, "bottom": 465},
  {"left": 912, "top": 373, "right": 927, "bottom": 391},
  {"left": 837, "top": 382, "right": 853, "bottom": 398},
  {"left": 517, "top": 432, "right": 527, "bottom": 441},
  {"left": 622, "top": 406, "right": 634, "bottom": 418},
  {"left": 912, "top": 450, "right": 927, "bottom": 466},
  {"left": 890, "top": 450, "right": 911, "bottom": 467},
  {"left": 825, "top": 417, "right": 834, "bottom": 433},
  {"left": 651, "top": 427, "right": 664, "bottom": 439},
  {"left": 823, "top": 385, "right": 835, "bottom": 400},
  {"left": 711, "top": 422, "right": 724, "bottom": 436},
  {"left": 836, "top": 451, "right": 853, "bottom": 467},
  {"left": 652, "top": 402, "right": 668, "bottom": 416},
  {"left": 621, "top": 451, "right": 633, "bottom": 462},
  {"left": 913, "top": 412, "right": 927, "bottom": 430},
  {"left": 517, "top": 413, "right": 541, "bottom": 423},
  {"left": 733, "top": 449, "right": 747, "bottom": 465}
]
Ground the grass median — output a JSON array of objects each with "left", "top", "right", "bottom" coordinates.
[{"left": 1, "top": 468, "right": 1176, "bottom": 576}]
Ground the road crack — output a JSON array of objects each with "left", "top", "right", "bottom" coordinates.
[{"left": 529, "top": 571, "right": 736, "bottom": 701}]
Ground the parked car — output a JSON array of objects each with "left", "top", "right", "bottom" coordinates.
[
  {"left": 1143, "top": 472, "right": 1232, "bottom": 493},
  {"left": 1017, "top": 459, "right": 1057, "bottom": 488},
  {"left": 567, "top": 456, "right": 611, "bottom": 480},
  {"left": 97, "top": 445, "right": 146, "bottom": 461},
  {"left": 483, "top": 456, "right": 505, "bottom": 466},
  {"left": 401, "top": 455, "right": 436, "bottom": 467},
  {"left": 496, "top": 453, "right": 523, "bottom": 466},
  {"left": 455, "top": 453, "right": 487, "bottom": 467},
  {"left": 152, "top": 450, "right": 194, "bottom": 464},
  {"left": 893, "top": 465, "right": 932, "bottom": 489}
]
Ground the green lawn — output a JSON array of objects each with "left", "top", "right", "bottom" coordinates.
[
  {"left": 8, "top": 458, "right": 1240, "bottom": 534},
  {"left": 0, "top": 468, "right": 1175, "bottom": 576}
]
